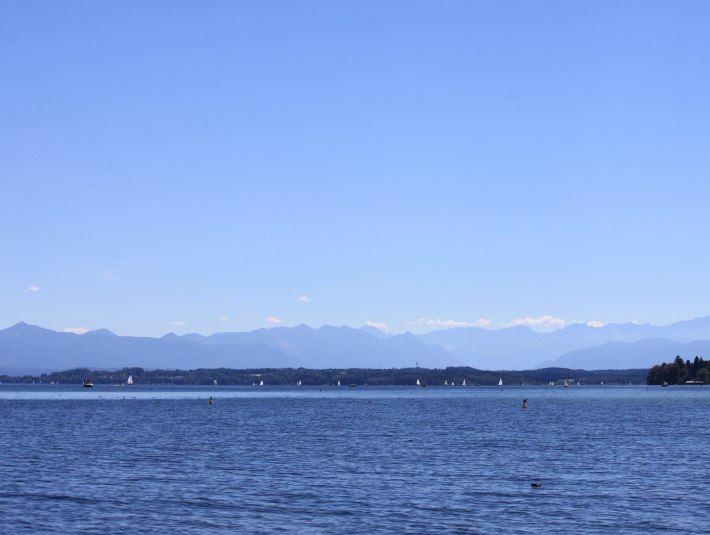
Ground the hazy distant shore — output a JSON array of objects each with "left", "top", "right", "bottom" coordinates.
[{"left": 0, "top": 366, "right": 649, "bottom": 386}]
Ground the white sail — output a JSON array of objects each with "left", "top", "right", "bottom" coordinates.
[
  {"left": 337, "top": 380, "right": 341, "bottom": 386},
  {"left": 259, "top": 379, "right": 264, "bottom": 386},
  {"left": 498, "top": 378, "right": 503, "bottom": 386},
  {"left": 444, "top": 380, "right": 448, "bottom": 385},
  {"left": 462, "top": 379, "right": 466, "bottom": 386},
  {"left": 416, "top": 379, "right": 421, "bottom": 386},
  {"left": 127, "top": 375, "right": 133, "bottom": 385},
  {"left": 214, "top": 379, "right": 218, "bottom": 386},
  {"left": 297, "top": 380, "right": 302, "bottom": 386}
]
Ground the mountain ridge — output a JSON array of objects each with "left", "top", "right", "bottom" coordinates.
[{"left": 3, "top": 317, "right": 710, "bottom": 373}]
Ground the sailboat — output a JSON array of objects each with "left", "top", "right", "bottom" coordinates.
[
  {"left": 83, "top": 378, "right": 94, "bottom": 388},
  {"left": 564, "top": 380, "right": 569, "bottom": 387},
  {"left": 259, "top": 379, "right": 264, "bottom": 386},
  {"left": 444, "top": 380, "right": 449, "bottom": 386},
  {"left": 213, "top": 379, "right": 218, "bottom": 386},
  {"left": 337, "top": 380, "right": 341, "bottom": 386},
  {"left": 416, "top": 379, "right": 421, "bottom": 386},
  {"left": 297, "top": 380, "right": 302, "bottom": 386},
  {"left": 498, "top": 378, "right": 503, "bottom": 387},
  {"left": 462, "top": 379, "right": 466, "bottom": 386},
  {"left": 127, "top": 375, "right": 133, "bottom": 385}
]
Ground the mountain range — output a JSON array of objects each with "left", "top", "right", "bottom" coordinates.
[{"left": 3, "top": 317, "right": 710, "bottom": 374}]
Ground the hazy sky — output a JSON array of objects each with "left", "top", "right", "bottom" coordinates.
[{"left": 2, "top": 1, "right": 709, "bottom": 336}]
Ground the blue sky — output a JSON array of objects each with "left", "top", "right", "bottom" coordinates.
[{"left": 2, "top": 1, "right": 709, "bottom": 336}]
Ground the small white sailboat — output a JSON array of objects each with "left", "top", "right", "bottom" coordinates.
[
  {"left": 337, "top": 380, "right": 341, "bottom": 386},
  {"left": 214, "top": 379, "right": 218, "bottom": 386},
  {"left": 259, "top": 379, "right": 264, "bottom": 386},
  {"left": 127, "top": 375, "right": 134, "bottom": 385},
  {"left": 444, "top": 380, "right": 449, "bottom": 386},
  {"left": 462, "top": 379, "right": 466, "bottom": 386},
  {"left": 416, "top": 379, "right": 421, "bottom": 386},
  {"left": 498, "top": 378, "right": 503, "bottom": 387},
  {"left": 564, "top": 380, "right": 569, "bottom": 387},
  {"left": 600, "top": 380, "right": 604, "bottom": 386},
  {"left": 297, "top": 380, "right": 302, "bottom": 386}
]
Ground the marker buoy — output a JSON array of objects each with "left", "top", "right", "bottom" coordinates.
[
  {"left": 522, "top": 399, "right": 528, "bottom": 409},
  {"left": 209, "top": 397, "right": 214, "bottom": 405},
  {"left": 531, "top": 482, "right": 541, "bottom": 488}
]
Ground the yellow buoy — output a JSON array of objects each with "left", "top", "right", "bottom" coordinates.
[
  {"left": 209, "top": 397, "right": 214, "bottom": 405},
  {"left": 522, "top": 398, "right": 527, "bottom": 409}
]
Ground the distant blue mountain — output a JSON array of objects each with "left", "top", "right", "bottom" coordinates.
[
  {"left": 0, "top": 322, "right": 295, "bottom": 374},
  {"left": 3, "top": 317, "right": 710, "bottom": 373},
  {"left": 418, "top": 325, "right": 547, "bottom": 370},
  {"left": 416, "top": 317, "right": 710, "bottom": 369},
  {"left": 0, "top": 322, "right": 454, "bottom": 373},
  {"left": 539, "top": 338, "right": 710, "bottom": 369},
  {"left": 182, "top": 324, "right": 454, "bottom": 369},
  {"left": 84, "top": 328, "right": 117, "bottom": 337},
  {"left": 359, "top": 325, "right": 391, "bottom": 339}
]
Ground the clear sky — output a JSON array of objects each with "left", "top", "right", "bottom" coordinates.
[{"left": 2, "top": 1, "right": 709, "bottom": 336}]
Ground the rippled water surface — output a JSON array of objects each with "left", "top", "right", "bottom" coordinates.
[{"left": 1, "top": 385, "right": 709, "bottom": 533}]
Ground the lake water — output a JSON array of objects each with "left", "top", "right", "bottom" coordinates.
[{"left": 1, "top": 385, "right": 708, "bottom": 534}]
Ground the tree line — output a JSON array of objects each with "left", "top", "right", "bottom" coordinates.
[
  {"left": 646, "top": 356, "right": 708, "bottom": 385},
  {"left": 0, "top": 366, "right": 648, "bottom": 386}
]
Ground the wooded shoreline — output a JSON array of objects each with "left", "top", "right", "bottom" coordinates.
[{"left": 2, "top": 366, "right": 649, "bottom": 386}]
